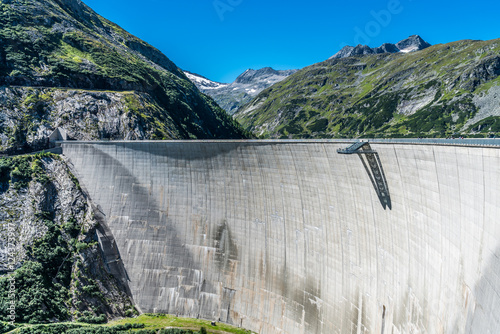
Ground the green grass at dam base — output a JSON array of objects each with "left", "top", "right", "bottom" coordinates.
[{"left": 2, "top": 314, "right": 255, "bottom": 334}]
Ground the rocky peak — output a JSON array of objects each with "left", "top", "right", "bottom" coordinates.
[
  {"left": 333, "top": 45, "right": 376, "bottom": 58},
  {"left": 373, "top": 43, "right": 400, "bottom": 54},
  {"left": 396, "top": 35, "right": 432, "bottom": 52},
  {"left": 184, "top": 71, "right": 228, "bottom": 90},
  {"left": 331, "top": 35, "right": 431, "bottom": 59}
]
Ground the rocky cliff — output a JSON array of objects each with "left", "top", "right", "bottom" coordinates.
[
  {"left": 0, "top": 87, "right": 186, "bottom": 150},
  {"left": 0, "top": 153, "right": 135, "bottom": 323}
]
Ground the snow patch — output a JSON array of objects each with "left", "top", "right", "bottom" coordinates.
[
  {"left": 399, "top": 46, "right": 419, "bottom": 53},
  {"left": 184, "top": 72, "right": 228, "bottom": 90}
]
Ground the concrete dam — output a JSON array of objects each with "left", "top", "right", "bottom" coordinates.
[{"left": 61, "top": 140, "right": 500, "bottom": 334}]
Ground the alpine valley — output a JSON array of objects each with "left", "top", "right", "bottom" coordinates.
[{"left": 184, "top": 67, "right": 297, "bottom": 115}]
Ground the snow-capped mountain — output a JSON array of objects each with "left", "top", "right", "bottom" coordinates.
[
  {"left": 184, "top": 67, "right": 298, "bottom": 115},
  {"left": 331, "top": 35, "right": 431, "bottom": 59},
  {"left": 184, "top": 71, "right": 229, "bottom": 90}
]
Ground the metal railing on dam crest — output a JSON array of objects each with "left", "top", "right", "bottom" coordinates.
[
  {"left": 60, "top": 139, "right": 500, "bottom": 334},
  {"left": 58, "top": 137, "right": 500, "bottom": 146}
]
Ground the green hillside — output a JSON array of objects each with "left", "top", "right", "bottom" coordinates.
[
  {"left": 235, "top": 39, "right": 500, "bottom": 138},
  {"left": 0, "top": 0, "right": 247, "bottom": 153}
]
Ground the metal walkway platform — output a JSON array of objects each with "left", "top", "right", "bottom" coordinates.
[{"left": 337, "top": 141, "right": 369, "bottom": 154}]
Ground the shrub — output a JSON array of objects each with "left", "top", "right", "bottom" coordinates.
[
  {"left": 133, "top": 330, "right": 157, "bottom": 334},
  {"left": 17, "top": 323, "right": 84, "bottom": 334},
  {"left": 159, "top": 329, "right": 194, "bottom": 334},
  {"left": 0, "top": 321, "right": 15, "bottom": 333},
  {"left": 77, "top": 312, "right": 107, "bottom": 324},
  {"left": 0, "top": 159, "right": 10, "bottom": 182},
  {"left": 109, "top": 323, "right": 144, "bottom": 331}
]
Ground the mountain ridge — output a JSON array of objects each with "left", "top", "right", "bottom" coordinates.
[
  {"left": 235, "top": 38, "right": 500, "bottom": 139},
  {"left": 331, "top": 35, "right": 431, "bottom": 59}
]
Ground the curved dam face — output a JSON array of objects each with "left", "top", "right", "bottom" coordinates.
[{"left": 62, "top": 140, "right": 500, "bottom": 334}]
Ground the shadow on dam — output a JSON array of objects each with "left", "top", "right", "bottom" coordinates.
[
  {"left": 358, "top": 145, "right": 391, "bottom": 210},
  {"left": 63, "top": 142, "right": 332, "bottom": 331},
  {"left": 66, "top": 143, "right": 242, "bottom": 319},
  {"left": 100, "top": 140, "right": 393, "bottom": 211},
  {"left": 113, "top": 141, "right": 277, "bottom": 160}
]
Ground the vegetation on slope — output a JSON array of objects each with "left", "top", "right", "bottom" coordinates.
[
  {"left": 235, "top": 39, "right": 500, "bottom": 138},
  {"left": 0, "top": 0, "right": 247, "bottom": 152},
  {"left": 108, "top": 314, "right": 254, "bottom": 334},
  {"left": 1, "top": 314, "right": 255, "bottom": 334},
  {"left": 0, "top": 153, "right": 135, "bottom": 325}
]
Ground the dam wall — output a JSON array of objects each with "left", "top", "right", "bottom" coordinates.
[{"left": 61, "top": 140, "right": 500, "bottom": 334}]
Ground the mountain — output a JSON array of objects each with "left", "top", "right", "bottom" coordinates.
[
  {"left": 235, "top": 38, "right": 500, "bottom": 139},
  {"left": 0, "top": 0, "right": 247, "bottom": 153},
  {"left": 394, "top": 35, "right": 432, "bottom": 53},
  {"left": 185, "top": 67, "right": 298, "bottom": 115},
  {"left": 331, "top": 35, "right": 431, "bottom": 59}
]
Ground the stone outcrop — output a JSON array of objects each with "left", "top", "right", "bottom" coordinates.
[{"left": 0, "top": 87, "right": 184, "bottom": 152}]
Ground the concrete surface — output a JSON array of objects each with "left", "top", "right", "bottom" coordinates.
[{"left": 61, "top": 140, "right": 500, "bottom": 334}]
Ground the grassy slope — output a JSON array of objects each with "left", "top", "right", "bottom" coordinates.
[
  {"left": 108, "top": 314, "right": 254, "bottom": 334},
  {"left": 235, "top": 39, "right": 500, "bottom": 138},
  {"left": 4, "top": 314, "right": 255, "bottom": 334}
]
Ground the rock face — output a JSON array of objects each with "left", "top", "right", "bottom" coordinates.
[
  {"left": 333, "top": 44, "right": 376, "bottom": 58},
  {"left": 0, "top": 0, "right": 247, "bottom": 153},
  {"left": 62, "top": 140, "right": 500, "bottom": 334},
  {"left": 235, "top": 38, "right": 500, "bottom": 139},
  {"left": 0, "top": 154, "right": 134, "bottom": 322},
  {"left": 331, "top": 35, "right": 431, "bottom": 59},
  {"left": 185, "top": 67, "right": 297, "bottom": 115},
  {"left": 395, "top": 35, "right": 432, "bottom": 52},
  {"left": 0, "top": 87, "right": 186, "bottom": 151}
]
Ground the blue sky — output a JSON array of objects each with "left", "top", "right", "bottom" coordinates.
[{"left": 83, "top": 0, "right": 500, "bottom": 83}]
